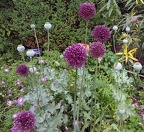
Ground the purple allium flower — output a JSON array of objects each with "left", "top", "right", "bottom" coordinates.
[
  {"left": 41, "top": 77, "right": 47, "bottom": 82},
  {"left": 8, "top": 89, "right": 12, "bottom": 94},
  {"left": 4, "top": 68, "right": 9, "bottom": 72},
  {"left": 20, "top": 88, "right": 24, "bottom": 92},
  {"left": 16, "top": 81, "right": 21, "bottom": 86},
  {"left": 17, "top": 97, "right": 24, "bottom": 106},
  {"left": 7, "top": 100, "right": 13, "bottom": 106},
  {"left": 11, "top": 110, "right": 36, "bottom": 132},
  {"left": 92, "top": 25, "right": 111, "bottom": 43},
  {"left": 65, "top": 127, "right": 68, "bottom": 132},
  {"left": 16, "top": 64, "right": 29, "bottom": 77},
  {"left": 38, "top": 60, "right": 44, "bottom": 64},
  {"left": 89, "top": 42, "right": 106, "bottom": 59},
  {"left": 64, "top": 44, "right": 88, "bottom": 68},
  {"left": 79, "top": 2, "right": 96, "bottom": 21},
  {"left": 1, "top": 81, "right": 5, "bottom": 85}
]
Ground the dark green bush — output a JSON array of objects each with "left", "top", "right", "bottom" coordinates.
[{"left": 0, "top": 0, "right": 144, "bottom": 64}]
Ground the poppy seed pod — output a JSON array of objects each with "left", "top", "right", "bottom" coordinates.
[
  {"left": 29, "top": 67, "right": 37, "bottom": 73},
  {"left": 133, "top": 62, "right": 142, "bottom": 72},
  {"left": 26, "top": 49, "right": 35, "bottom": 57},
  {"left": 114, "top": 62, "right": 122, "bottom": 71},
  {"left": 44, "top": 22, "right": 52, "bottom": 30},
  {"left": 30, "top": 24, "right": 36, "bottom": 29},
  {"left": 126, "top": 27, "right": 130, "bottom": 32},
  {"left": 17, "top": 45, "right": 25, "bottom": 52},
  {"left": 113, "top": 25, "right": 118, "bottom": 31}
]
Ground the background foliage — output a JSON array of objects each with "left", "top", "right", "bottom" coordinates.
[{"left": 0, "top": 0, "right": 143, "bottom": 65}]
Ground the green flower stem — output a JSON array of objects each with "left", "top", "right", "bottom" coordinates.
[
  {"left": 76, "top": 20, "right": 89, "bottom": 122},
  {"left": 21, "top": 52, "right": 25, "bottom": 62},
  {"left": 73, "top": 68, "right": 78, "bottom": 131},
  {"left": 85, "top": 21, "right": 89, "bottom": 44},
  {"left": 33, "top": 28, "right": 41, "bottom": 56},
  {"left": 113, "top": 31, "right": 117, "bottom": 53},
  {"left": 123, "top": 69, "right": 144, "bottom": 78},
  {"left": 120, "top": 114, "right": 124, "bottom": 132},
  {"left": 90, "top": 61, "right": 98, "bottom": 131},
  {"left": 94, "top": 61, "right": 98, "bottom": 116},
  {"left": 30, "top": 57, "right": 39, "bottom": 105},
  {"left": 47, "top": 30, "right": 50, "bottom": 54},
  {"left": 77, "top": 68, "right": 85, "bottom": 121}
]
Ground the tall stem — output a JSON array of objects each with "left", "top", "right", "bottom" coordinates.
[
  {"left": 113, "top": 31, "right": 116, "bottom": 53},
  {"left": 33, "top": 28, "right": 41, "bottom": 56},
  {"left": 30, "top": 57, "right": 39, "bottom": 105},
  {"left": 73, "top": 68, "right": 78, "bottom": 131},
  {"left": 94, "top": 61, "right": 98, "bottom": 116},
  {"left": 76, "top": 20, "right": 89, "bottom": 123},
  {"left": 77, "top": 68, "right": 85, "bottom": 121},
  {"left": 47, "top": 30, "right": 50, "bottom": 53},
  {"left": 85, "top": 21, "right": 89, "bottom": 44},
  {"left": 90, "top": 61, "right": 97, "bottom": 131},
  {"left": 21, "top": 52, "right": 25, "bottom": 62}
]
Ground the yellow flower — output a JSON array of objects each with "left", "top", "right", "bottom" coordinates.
[{"left": 116, "top": 44, "right": 138, "bottom": 63}]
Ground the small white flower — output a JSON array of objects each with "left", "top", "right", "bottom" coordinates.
[
  {"left": 44, "top": 22, "right": 52, "bottom": 30},
  {"left": 60, "top": 55, "right": 64, "bottom": 59},
  {"left": 113, "top": 25, "right": 118, "bottom": 31},
  {"left": 114, "top": 62, "right": 122, "bottom": 71},
  {"left": 29, "top": 67, "right": 37, "bottom": 73},
  {"left": 26, "top": 49, "right": 35, "bottom": 57},
  {"left": 17, "top": 45, "right": 25, "bottom": 52},
  {"left": 133, "top": 62, "right": 142, "bottom": 72},
  {"left": 119, "top": 109, "right": 125, "bottom": 114},
  {"left": 126, "top": 27, "right": 130, "bottom": 32},
  {"left": 123, "top": 39, "right": 128, "bottom": 44},
  {"left": 30, "top": 24, "right": 36, "bottom": 29}
]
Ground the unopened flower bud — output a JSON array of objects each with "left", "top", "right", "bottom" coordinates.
[
  {"left": 126, "top": 27, "right": 130, "bottom": 32},
  {"left": 114, "top": 62, "right": 122, "bottom": 71},
  {"left": 17, "top": 45, "right": 25, "bottom": 52},
  {"left": 113, "top": 25, "right": 118, "bottom": 31},
  {"left": 30, "top": 24, "right": 36, "bottom": 29},
  {"left": 26, "top": 49, "right": 35, "bottom": 57},
  {"left": 133, "top": 62, "right": 142, "bottom": 72},
  {"left": 44, "top": 22, "right": 52, "bottom": 30},
  {"left": 29, "top": 67, "right": 37, "bottom": 73}
]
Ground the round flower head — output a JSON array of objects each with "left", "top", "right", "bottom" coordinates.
[
  {"left": 64, "top": 44, "right": 88, "bottom": 68},
  {"left": 16, "top": 64, "right": 29, "bottom": 77},
  {"left": 89, "top": 42, "right": 106, "bottom": 59},
  {"left": 12, "top": 110, "right": 36, "bottom": 132},
  {"left": 92, "top": 25, "right": 111, "bottom": 43},
  {"left": 79, "top": 2, "right": 96, "bottom": 21}
]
